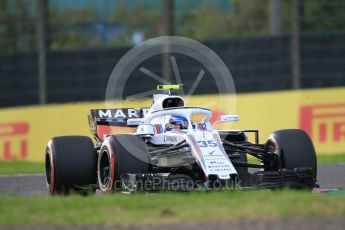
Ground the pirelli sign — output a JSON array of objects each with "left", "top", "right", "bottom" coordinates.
[{"left": 300, "top": 103, "right": 345, "bottom": 144}]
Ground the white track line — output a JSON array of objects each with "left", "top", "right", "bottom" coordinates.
[{"left": 0, "top": 173, "right": 44, "bottom": 178}]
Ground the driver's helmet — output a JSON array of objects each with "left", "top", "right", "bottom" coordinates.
[{"left": 165, "top": 115, "right": 189, "bottom": 131}]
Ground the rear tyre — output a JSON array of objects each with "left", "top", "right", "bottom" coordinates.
[
  {"left": 45, "top": 136, "right": 97, "bottom": 195},
  {"left": 265, "top": 129, "right": 317, "bottom": 181},
  {"left": 98, "top": 134, "right": 151, "bottom": 192}
]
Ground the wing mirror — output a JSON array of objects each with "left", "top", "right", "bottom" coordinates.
[
  {"left": 220, "top": 115, "right": 240, "bottom": 122},
  {"left": 212, "top": 114, "right": 240, "bottom": 129}
]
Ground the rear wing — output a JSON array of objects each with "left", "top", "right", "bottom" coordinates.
[{"left": 88, "top": 108, "right": 149, "bottom": 140}]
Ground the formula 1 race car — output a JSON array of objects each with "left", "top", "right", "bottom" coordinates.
[{"left": 45, "top": 85, "right": 317, "bottom": 195}]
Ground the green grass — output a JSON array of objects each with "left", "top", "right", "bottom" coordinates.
[
  {"left": 0, "top": 153, "right": 344, "bottom": 175},
  {"left": 248, "top": 153, "right": 345, "bottom": 165},
  {"left": 0, "top": 161, "right": 44, "bottom": 175},
  {"left": 317, "top": 154, "right": 345, "bottom": 164},
  {"left": 0, "top": 190, "right": 344, "bottom": 227}
]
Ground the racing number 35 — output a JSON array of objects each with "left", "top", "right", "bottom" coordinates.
[{"left": 197, "top": 140, "right": 217, "bottom": 148}]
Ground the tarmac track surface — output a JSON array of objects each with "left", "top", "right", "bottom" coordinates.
[
  {"left": 0, "top": 163, "right": 344, "bottom": 196},
  {"left": 4, "top": 218, "right": 345, "bottom": 230},
  {"left": 0, "top": 164, "right": 345, "bottom": 196}
]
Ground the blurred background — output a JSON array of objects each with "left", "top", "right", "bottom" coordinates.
[{"left": 0, "top": 0, "right": 344, "bottom": 108}]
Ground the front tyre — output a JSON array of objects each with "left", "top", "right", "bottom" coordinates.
[
  {"left": 45, "top": 136, "right": 97, "bottom": 195},
  {"left": 97, "top": 135, "right": 151, "bottom": 192},
  {"left": 265, "top": 129, "right": 317, "bottom": 183}
]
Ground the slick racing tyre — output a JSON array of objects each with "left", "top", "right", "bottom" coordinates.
[
  {"left": 97, "top": 134, "right": 151, "bottom": 192},
  {"left": 265, "top": 129, "right": 317, "bottom": 180},
  {"left": 45, "top": 136, "right": 97, "bottom": 195}
]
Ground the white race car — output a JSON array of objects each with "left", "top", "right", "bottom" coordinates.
[{"left": 45, "top": 85, "right": 317, "bottom": 195}]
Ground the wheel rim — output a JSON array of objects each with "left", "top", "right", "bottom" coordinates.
[
  {"left": 45, "top": 147, "right": 55, "bottom": 194},
  {"left": 264, "top": 140, "right": 281, "bottom": 171},
  {"left": 45, "top": 151, "right": 51, "bottom": 185},
  {"left": 98, "top": 150, "right": 113, "bottom": 191}
]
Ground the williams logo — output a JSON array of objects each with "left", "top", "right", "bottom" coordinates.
[{"left": 207, "top": 150, "right": 216, "bottom": 155}]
